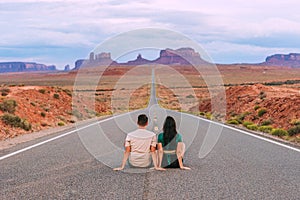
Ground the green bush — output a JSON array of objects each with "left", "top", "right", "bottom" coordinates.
[
  {"left": 1, "top": 113, "right": 31, "bottom": 131},
  {"left": 260, "top": 119, "right": 272, "bottom": 126},
  {"left": 186, "top": 94, "right": 194, "bottom": 98},
  {"left": 243, "top": 121, "right": 254, "bottom": 127},
  {"left": 41, "top": 112, "right": 46, "bottom": 117},
  {"left": 205, "top": 112, "right": 213, "bottom": 120},
  {"left": 53, "top": 93, "right": 60, "bottom": 99},
  {"left": 290, "top": 119, "right": 300, "bottom": 126},
  {"left": 259, "top": 91, "right": 267, "bottom": 99},
  {"left": 227, "top": 119, "right": 239, "bottom": 125},
  {"left": 258, "top": 125, "right": 273, "bottom": 133},
  {"left": 257, "top": 108, "right": 267, "bottom": 117},
  {"left": 199, "top": 112, "right": 205, "bottom": 116},
  {"left": 38, "top": 89, "right": 46, "bottom": 94},
  {"left": 63, "top": 89, "right": 72, "bottom": 97},
  {"left": 254, "top": 105, "right": 260, "bottom": 111},
  {"left": 271, "top": 129, "right": 288, "bottom": 137},
  {"left": 58, "top": 121, "right": 65, "bottom": 126},
  {"left": 287, "top": 125, "right": 300, "bottom": 136},
  {"left": 72, "top": 109, "right": 83, "bottom": 119},
  {"left": 247, "top": 124, "right": 258, "bottom": 131},
  {"left": 0, "top": 99, "right": 17, "bottom": 114},
  {"left": 1, "top": 88, "right": 10, "bottom": 96}
]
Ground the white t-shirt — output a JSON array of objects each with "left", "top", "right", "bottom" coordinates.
[{"left": 125, "top": 129, "right": 157, "bottom": 167}]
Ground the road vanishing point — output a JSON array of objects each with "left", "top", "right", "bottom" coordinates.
[{"left": 1, "top": 69, "right": 300, "bottom": 199}]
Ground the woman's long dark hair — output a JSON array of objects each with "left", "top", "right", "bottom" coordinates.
[{"left": 163, "top": 116, "right": 177, "bottom": 148}]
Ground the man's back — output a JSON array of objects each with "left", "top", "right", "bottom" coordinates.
[{"left": 125, "top": 129, "right": 156, "bottom": 167}]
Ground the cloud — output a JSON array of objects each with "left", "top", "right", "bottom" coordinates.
[
  {"left": 203, "top": 41, "right": 300, "bottom": 63},
  {"left": 1, "top": 0, "right": 300, "bottom": 68}
]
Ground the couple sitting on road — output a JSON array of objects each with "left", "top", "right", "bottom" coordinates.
[{"left": 114, "top": 114, "right": 190, "bottom": 171}]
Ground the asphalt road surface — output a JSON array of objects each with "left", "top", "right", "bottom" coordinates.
[{"left": 1, "top": 70, "right": 300, "bottom": 199}]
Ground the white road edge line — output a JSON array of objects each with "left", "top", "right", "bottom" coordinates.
[
  {"left": 0, "top": 112, "right": 133, "bottom": 161},
  {"left": 1, "top": 110, "right": 299, "bottom": 162},
  {"left": 180, "top": 111, "right": 300, "bottom": 153}
]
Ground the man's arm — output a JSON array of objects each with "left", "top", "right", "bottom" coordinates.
[
  {"left": 150, "top": 145, "right": 165, "bottom": 171},
  {"left": 113, "top": 146, "right": 130, "bottom": 171}
]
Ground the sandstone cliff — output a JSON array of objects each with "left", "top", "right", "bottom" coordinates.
[
  {"left": 263, "top": 53, "right": 300, "bottom": 68},
  {"left": 0, "top": 62, "right": 56, "bottom": 73},
  {"left": 74, "top": 47, "right": 208, "bottom": 69}
]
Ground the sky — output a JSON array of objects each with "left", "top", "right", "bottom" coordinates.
[{"left": 1, "top": 0, "right": 300, "bottom": 69}]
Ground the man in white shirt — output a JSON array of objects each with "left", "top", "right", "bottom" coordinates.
[{"left": 113, "top": 114, "right": 165, "bottom": 171}]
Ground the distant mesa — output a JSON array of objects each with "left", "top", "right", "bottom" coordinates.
[
  {"left": 263, "top": 53, "right": 300, "bottom": 68},
  {"left": 74, "top": 47, "right": 208, "bottom": 69},
  {"left": 74, "top": 52, "right": 117, "bottom": 69},
  {"left": 153, "top": 48, "right": 207, "bottom": 65},
  {"left": 64, "top": 64, "right": 70, "bottom": 71},
  {"left": 0, "top": 62, "right": 56, "bottom": 73},
  {"left": 1, "top": 49, "right": 300, "bottom": 74}
]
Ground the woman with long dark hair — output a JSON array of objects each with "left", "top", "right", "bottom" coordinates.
[{"left": 157, "top": 116, "right": 190, "bottom": 169}]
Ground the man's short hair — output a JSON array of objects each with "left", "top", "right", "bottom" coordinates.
[{"left": 137, "top": 114, "right": 148, "bottom": 126}]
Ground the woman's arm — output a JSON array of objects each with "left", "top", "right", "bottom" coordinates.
[
  {"left": 157, "top": 143, "right": 164, "bottom": 168},
  {"left": 176, "top": 142, "right": 190, "bottom": 170}
]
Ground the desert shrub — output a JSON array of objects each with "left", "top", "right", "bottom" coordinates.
[
  {"left": 260, "top": 119, "right": 273, "bottom": 126},
  {"left": 68, "top": 119, "right": 76, "bottom": 123},
  {"left": 199, "top": 112, "right": 205, "bottom": 116},
  {"left": 21, "top": 120, "right": 32, "bottom": 131},
  {"left": 205, "top": 112, "right": 213, "bottom": 120},
  {"left": 30, "top": 102, "right": 36, "bottom": 107},
  {"left": 41, "top": 112, "right": 46, "bottom": 117},
  {"left": 254, "top": 105, "right": 260, "bottom": 111},
  {"left": 58, "top": 121, "right": 65, "bottom": 126},
  {"left": 290, "top": 119, "right": 300, "bottom": 126},
  {"left": 43, "top": 106, "right": 50, "bottom": 112},
  {"left": 186, "top": 94, "right": 194, "bottom": 98},
  {"left": 63, "top": 89, "right": 72, "bottom": 97},
  {"left": 259, "top": 91, "right": 267, "bottom": 99},
  {"left": 227, "top": 119, "right": 239, "bottom": 125},
  {"left": 235, "top": 112, "right": 251, "bottom": 123},
  {"left": 247, "top": 124, "right": 258, "bottom": 131},
  {"left": 1, "top": 88, "right": 10, "bottom": 96},
  {"left": 1, "top": 113, "right": 31, "bottom": 131},
  {"left": 0, "top": 99, "right": 17, "bottom": 114},
  {"left": 72, "top": 109, "right": 83, "bottom": 119},
  {"left": 271, "top": 129, "right": 288, "bottom": 137},
  {"left": 38, "top": 89, "right": 46, "bottom": 94},
  {"left": 287, "top": 126, "right": 300, "bottom": 136},
  {"left": 243, "top": 121, "right": 254, "bottom": 127},
  {"left": 257, "top": 108, "right": 267, "bottom": 117},
  {"left": 53, "top": 93, "right": 60, "bottom": 99},
  {"left": 258, "top": 125, "right": 273, "bottom": 133}
]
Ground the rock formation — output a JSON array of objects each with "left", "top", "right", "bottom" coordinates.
[
  {"left": 263, "top": 53, "right": 300, "bottom": 68},
  {"left": 0, "top": 62, "right": 56, "bottom": 73},
  {"left": 153, "top": 48, "right": 207, "bottom": 65},
  {"left": 64, "top": 65, "right": 70, "bottom": 71},
  {"left": 74, "top": 47, "right": 208, "bottom": 69}
]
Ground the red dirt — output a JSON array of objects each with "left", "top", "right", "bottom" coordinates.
[{"left": 199, "top": 84, "right": 300, "bottom": 130}]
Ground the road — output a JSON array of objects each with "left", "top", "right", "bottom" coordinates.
[{"left": 1, "top": 70, "right": 300, "bottom": 199}]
